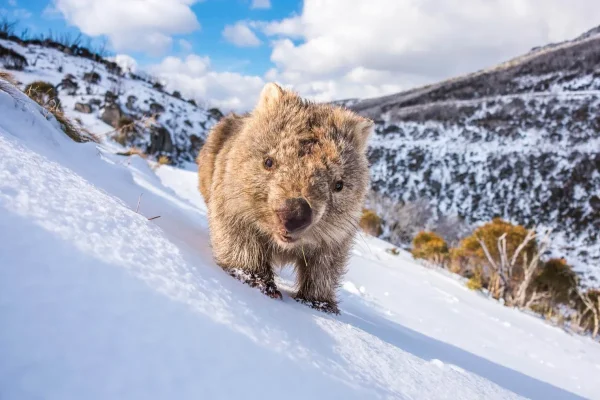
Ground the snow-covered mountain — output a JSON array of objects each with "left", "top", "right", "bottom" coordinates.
[
  {"left": 2, "top": 70, "right": 600, "bottom": 400},
  {"left": 0, "top": 37, "right": 222, "bottom": 165},
  {"left": 347, "top": 26, "right": 600, "bottom": 287},
  {"left": 1, "top": 29, "right": 598, "bottom": 287}
]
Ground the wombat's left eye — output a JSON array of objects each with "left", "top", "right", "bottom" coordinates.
[
  {"left": 334, "top": 181, "right": 344, "bottom": 192},
  {"left": 264, "top": 157, "right": 274, "bottom": 169}
]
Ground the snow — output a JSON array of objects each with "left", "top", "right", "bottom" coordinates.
[{"left": 1, "top": 79, "right": 600, "bottom": 400}]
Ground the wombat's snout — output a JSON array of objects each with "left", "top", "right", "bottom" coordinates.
[{"left": 276, "top": 198, "right": 312, "bottom": 234}]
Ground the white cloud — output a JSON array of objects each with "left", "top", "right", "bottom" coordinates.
[
  {"left": 52, "top": 0, "right": 200, "bottom": 54},
  {"left": 250, "top": 0, "right": 271, "bottom": 9},
  {"left": 8, "top": 0, "right": 17, "bottom": 7},
  {"left": 110, "top": 54, "right": 138, "bottom": 73},
  {"left": 253, "top": 16, "right": 303, "bottom": 38},
  {"left": 150, "top": 54, "right": 265, "bottom": 111},
  {"left": 222, "top": 21, "right": 261, "bottom": 47},
  {"left": 260, "top": 0, "right": 600, "bottom": 102}
]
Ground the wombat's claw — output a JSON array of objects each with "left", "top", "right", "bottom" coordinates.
[
  {"left": 295, "top": 297, "right": 340, "bottom": 315},
  {"left": 227, "top": 269, "right": 282, "bottom": 300},
  {"left": 261, "top": 283, "right": 283, "bottom": 299}
]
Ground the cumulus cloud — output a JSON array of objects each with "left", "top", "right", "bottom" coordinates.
[
  {"left": 52, "top": 0, "right": 200, "bottom": 54},
  {"left": 110, "top": 54, "right": 138, "bottom": 73},
  {"left": 260, "top": 0, "right": 600, "bottom": 101},
  {"left": 150, "top": 55, "right": 265, "bottom": 111},
  {"left": 250, "top": 0, "right": 271, "bottom": 9},
  {"left": 222, "top": 21, "right": 261, "bottom": 47}
]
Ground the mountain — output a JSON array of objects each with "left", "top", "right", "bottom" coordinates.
[
  {"left": 2, "top": 73, "right": 600, "bottom": 399},
  {"left": 347, "top": 26, "right": 600, "bottom": 287},
  {"left": 1, "top": 27, "right": 598, "bottom": 287},
  {"left": 0, "top": 37, "right": 222, "bottom": 166}
]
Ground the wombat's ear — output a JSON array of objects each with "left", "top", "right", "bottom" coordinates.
[
  {"left": 257, "top": 82, "right": 284, "bottom": 110},
  {"left": 352, "top": 116, "right": 374, "bottom": 152}
]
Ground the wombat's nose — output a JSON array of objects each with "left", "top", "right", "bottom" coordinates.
[{"left": 276, "top": 198, "right": 312, "bottom": 234}]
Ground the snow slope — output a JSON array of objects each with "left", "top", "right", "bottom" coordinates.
[{"left": 1, "top": 82, "right": 599, "bottom": 399}]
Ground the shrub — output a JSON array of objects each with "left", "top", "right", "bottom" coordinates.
[
  {"left": 172, "top": 90, "right": 181, "bottom": 98},
  {"left": 25, "top": 80, "right": 61, "bottom": 109},
  {"left": 0, "top": 44, "right": 28, "bottom": 70},
  {"left": 452, "top": 218, "right": 536, "bottom": 282},
  {"left": 117, "top": 147, "right": 146, "bottom": 158},
  {"left": 0, "top": 70, "right": 17, "bottom": 85},
  {"left": 412, "top": 231, "right": 449, "bottom": 265},
  {"left": 153, "top": 155, "right": 171, "bottom": 169},
  {"left": 359, "top": 209, "right": 383, "bottom": 237},
  {"left": 533, "top": 258, "right": 577, "bottom": 306},
  {"left": 466, "top": 268, "right": 483, "bottom": 291}
]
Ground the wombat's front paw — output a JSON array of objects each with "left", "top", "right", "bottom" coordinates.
[
  {"left": 227, "top": 268, "right": 282, "bottom": 300},
  {"left": 295, "top": 297, "right": 340, "bottom": 315}
]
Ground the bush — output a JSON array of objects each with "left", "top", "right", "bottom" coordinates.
[
  {"left": 359, "top": 209, "right": 383, "bottom": 237},
  {"left": 25, "top": 81, "right": 61, "bottom": 109},
  {"left": 451, "top": 218, "right": 536, "bottom": 282},
  {"left": 533, "top": 258, "right": 577, "bottom": 306},
  {"left": 466, "top": 268, "right": 483, "bottom": 291},
  {"left": 117, "top": 147, "right": 146, "bottom": 158},
  {"left": 0, "top": 44, "right": 28, "bottom": 70},
  {"left": 411, "top": 231, "right": 449, "bottom": 265},
  {"left": 172, "top": 90, "right": 181, "bottom": 99}
]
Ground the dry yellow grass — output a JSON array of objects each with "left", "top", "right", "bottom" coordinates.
[{"left": 117, "top": 147, "right": 147, "bottom": 158}]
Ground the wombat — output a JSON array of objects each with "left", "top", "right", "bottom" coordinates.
[{"left": 197, "top": 82, "right": 373, "bottom": 314}]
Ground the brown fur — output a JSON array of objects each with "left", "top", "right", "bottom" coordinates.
[{"left": 197, "top": 83, "right": 373, "bottom": 313}]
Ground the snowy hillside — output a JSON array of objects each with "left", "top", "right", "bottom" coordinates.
[
  {"left": 348, "top": 26, "right": 600, "bottom": 286},
  {"left": 1, "top": 71, "right": 600, "bottom": 400},
  {"left": 0, "top": 37, "right": 222, "bottom": 164}
]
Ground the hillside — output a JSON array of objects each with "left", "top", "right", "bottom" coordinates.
[
  {"left": 0, "top": 37, "right": 222, "bottom": 166},
  {"left": 2, "top": 73, "right": 600, "bottom": 400},
  {"left": 347, "top": 26, "right": 600, "bottom": 287}
]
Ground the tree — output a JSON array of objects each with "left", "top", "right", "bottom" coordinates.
[
  {"left": 575, "top": 289, "right": 600, "bottom": 338},
  {"left": 453, "top": 218, "right": 549, "bottom": 306}
]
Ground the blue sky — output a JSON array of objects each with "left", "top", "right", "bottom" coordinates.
[
  {"left": 3, "top": 0, "right": 300, "bottom": 75},
  {"left": 2, "top": 0, "right": 599, "bottom": 110}
]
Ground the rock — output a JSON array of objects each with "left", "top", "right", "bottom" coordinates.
[
  {"left": 101, "top": 104, "right": 123, "bottom": 128},
  {"left": 89, "top": 98, "right": 102, "bottom": 107},
  {"left": 74, "top": 102, "right": 92, "bottom": 114},
  {"left": 148, "top": 125, "right": 173, "bottom": 154},
  {"left": 126, "top": 95, "right": 137, "bottom": 110},
  {"left": 59, "top": 74, "right": 78, "bottom": 95},
  {"left": 104, "top": 91, "right": 118, "bottom": 105},
  {"left": 83, "top": 71, "right": 101, "bottom": 84},
  {"left": 149, "top": 102, "right": 165, "bottom": 115}
]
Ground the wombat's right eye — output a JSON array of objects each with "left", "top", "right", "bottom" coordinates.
[{"left": 264, "top": 157, "right": 274, "bottom": 170}]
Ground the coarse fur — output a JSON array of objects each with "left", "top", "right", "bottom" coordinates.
[{"left": 197, "top": 82, "right": 373, "bottom": 313}]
